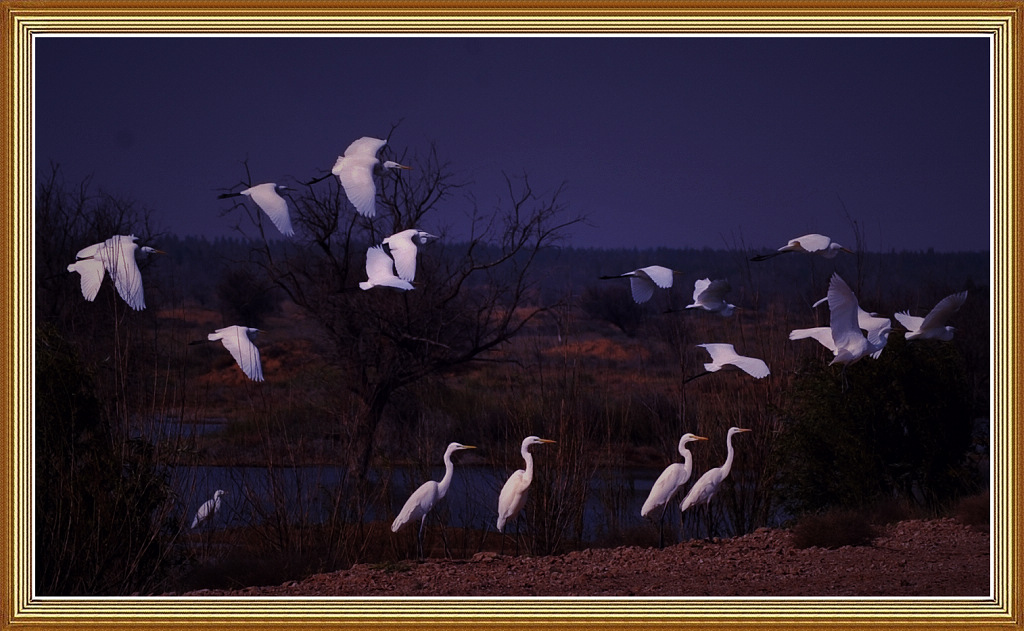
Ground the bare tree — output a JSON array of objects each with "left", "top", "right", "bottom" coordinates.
[{"left": 233, "top": 143, "right": 584, "bottom": 490}]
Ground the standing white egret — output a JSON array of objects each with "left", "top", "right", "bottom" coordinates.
[
  {"left": 497, "top": 436, "right": 556, "bottom": 550},
  {"left": 218, "top": 183, "right": 294, "bottom": 237},
  {"left": 382, "top": 229, "right": 436, "bottom": 283},
  {"left": 685, "top": 278, "right": 736, "bottom": 316},
  {"left": 69, "top": 234, "right": 163, "bottom": 310},
  {"left": 316, "top": 136, "right": 411, "bottom": 218},
  {"left": 359, "top": 245, "right": 414, "bottom": 291},
  {"left": 191, "top": 489, "right": 227, "bottom": 529},
  {"left": 894, "top": 291, "right": 968, "bottom": 341},
  {"left": 750, "top": 233, "right": 851, "bottom": 261},
  {"left": 391, "top": 442, "right": 476, "bottom": 560},
  {"left": 203, "top": 326, "right": 264, "bottom": 382},
  {"left": 599, "top": 265, "right": 681, "bottom": 304},
  {"left": 679, "top": 427, "right": 751, "bottom": 539},
  {"left": 641, "top": 432, "right": 708, "bottom": 548},
  {"left": 688, "top": 343, "right": 770, "bottom": 382}
]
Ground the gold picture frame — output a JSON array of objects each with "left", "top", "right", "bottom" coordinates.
[{"left": 2, "top": 1, "right": 1018, "bottom": 628}]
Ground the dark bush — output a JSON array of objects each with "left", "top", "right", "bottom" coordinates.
[
  {"left": 35, "top": 324, "right": 176, "bottom": 595},
  {"left": 954, "top": 491, "right": 989, "bottom": 531},
  {"left": 791, "top": 509, "right": 878, "bottom": 549},
  {"left": 774, "top": 334, "right": 975, "bottom": 517}
]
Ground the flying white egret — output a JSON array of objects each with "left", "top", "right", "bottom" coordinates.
[
  {"left": 823, "top": 273, "right": 876, "bottom": 368},
  {"left": 382, "top": 229, "right": 436, "bottom": 283},
  {"left": 689, "top": 343, "right": 770, "bottom": 382},
  {"left": 679, "top": 427, "right": 751, "bottom": 538},
  {"left": 359, "top": 245, "right": 414, "bottom": 291},
  {"left": 218, "top": 183, "right": 294, "bottom": 237},
  {"left": 191, "top": 489, "right": 227, "bottom": 529},
  {"left": 641, "top": 432, "right": 708, "bottom": 548},
  {"left": 894, "top": 291, "right": 968, "bottom": 341},
  {"left": 750, "top": 233, "right": 851, "bottom": 261},
  {"left": 685, "top": 278, "right": 736, "bottom": 316},
  {"left": 497, "top": 436, "right": 556, "bottom": 539},
  {"left": 203, "top": 326, "right": 264, "bottom": 382},
  {"left": 599, "top": 265, "right": 681, "bottom": 304},
  {"left": 305, "top": 136, "right": 411, "bottom": 218},
  {"left": 808, "top": 295, "right": 892, "bottom": 359},
  {"left": 69, "top": 234, "right": 163, "bottom": 310},
  {"left": 391, "top": 442, "right": 476, "bottom": 560}
]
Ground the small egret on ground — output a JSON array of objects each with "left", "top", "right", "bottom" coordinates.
[
  {"left": 307, "top": 136, "right": 411, "bottom": 218},
  {"left": 391, "top": 442, "right": 476, "bottom": 560},
  {"left": 359, "top": 245, "right": 415, "bottom": 291},
  {"left": 641, "top": 432, "right": 708, "bottom": 548},
  {"left": 497, "top": 436, "right": 556, "bottom": 554},
  {"left": 685, "top": 278, "right": 736, "bottom": 316},
  {"left": 679, "top": 427, "right": 751, "bottom": 538},
  {"left": 69, "top": 234, "right": 163, "bottom": 310},
  {"left": 599, "top": 265, "right": 681, "bottom": 304},
  {"left": 218, "top": 183, "right": 294, "bottom": 237},
  {"left": 382, "top": 229, "right": 436, "bottom": 283},
  {"left": 199, "top": 326, "right": 264, "bottom": 382},
  {"left": 894, "top": 291, "right": 968, "bottom": 341},
  {"left": 191, "top": 490, "right": 227, "bottom": 529},
  {"left": 750, "top": 233, "right": 851, "bottom": 261},
  {"left": 688, "top": 343, "right": 770, "bottom": 382}
]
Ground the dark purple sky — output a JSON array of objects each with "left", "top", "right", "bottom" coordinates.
[{"left": 35, "top": 36, "right": 991, "bottom": 252}]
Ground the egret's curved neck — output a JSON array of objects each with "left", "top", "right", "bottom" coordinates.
[
  {"left": 521, "top": 444, "right": 535, "bottom": 484},
  {"left": 437, "top": 449, "right": 456, "bottom": 499},
  {"left": 680, "top": 446, "right": 693, "bottom": 474},
  {"left": 721, "top": 433, "right": 738, "bottom": 477}
]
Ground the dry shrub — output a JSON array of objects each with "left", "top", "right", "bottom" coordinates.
[
  {"left": 790, "top": 509, "right": 878, "bottom": 549},
  {"left": 954, "top": 491, "right": 989, "bottom": 531}
]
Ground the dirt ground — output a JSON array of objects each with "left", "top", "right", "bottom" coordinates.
[{"left": 179, "top": 518, "right": 988, "bottom": 597}]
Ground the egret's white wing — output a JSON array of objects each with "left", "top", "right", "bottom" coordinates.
[
  {"left": 680, "top": 468, "right": 723, "bottom": 512},
  {"left": 67, "top": 258, "right": 106, "bottom": 302},
  {"left": 246, "top": 183, "right": 294, "bottom": 237},
  {"left": 365, "top": 245, "right": 397, "bottom": 283},
  {"left": 827, "top": 274, "right": 864, "bottom": 351},
  {"left": 343, "top": 136, "right": 388, "bottom": 158},
  {"left": 628, "top": 275, "right": 656, "bottom": 304},
  {"left": 893, "top": 311, "right": 924, "bottom": 334},
  {"left": 383, "top": 230, "right": 419, "bottom": 282},
  {"left": 211, "top": 326, "right": 264, "bottom": 382},
  {"left": 75, "top": 241, "right": 105, "bottom": 260},
  {"left": 919, "top": 291, "right": 968, "bottom": 332},
  {"left": 335, "top": 154, "right": 379, "bottom": 217},
  {"left": 697, "top": 343, "right": 737, "bottom": 371},
  {"left": 699, "top": 343, "right": 768, "bottom": 378},
  {"left": 790, "top": 233, "right": 831, "bottom": 253},
  {"left": 496, "top": 470, "right": 529, "bottom": 532},
  {"left": 789, "top": 326, "right": 838, "bottom": 353},
  {"left": 641, "top": 463, "right": 688, "bottom": 520},
  {"left": 391, "top": 480, "right": 438, "bottom": 532},
  {"left": 691, "top": 278, "right": 711, "bottom": 302},
  {"left": 103, "top": 237, "right": 146, "bottom": 311},
  {"left": 640, "top": 265, "right": 675, "bottom": 289},
  {"left": 698, "top": 279, "right": 731, "bottom": 303},
  {"left": 191, "top": 497, "right": 218, "bottom": 528},
  {"left": 859, "top": 311, "right": 892, "bottom": 358}
]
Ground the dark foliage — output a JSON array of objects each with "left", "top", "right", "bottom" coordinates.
[
  {"left": 790, "top": 509, "right": 878, "bottom": 549},
  {"left": 35, "top": 324, "right": 177, "bottom": 595},
  {"left": 774, "top": 334, "right": 976, "bottom": 516}
]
